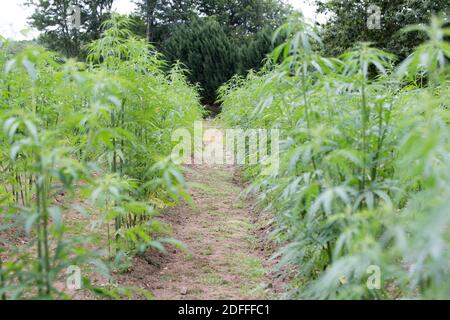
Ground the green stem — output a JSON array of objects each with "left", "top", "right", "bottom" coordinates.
[
  {"left": 111, "top": 111, "right": 117, "bottom": 174},
  {"left": 111, "top": 111, "right": 120, "bottom": 244},
  {"left": 107, "top": 218, "right": 111, "bottom": 259},
  {"left": 41, "top": 175, "right": 51, "bottom": 295},
  {"left": 120, "top": 99, "right": 126, "bottom": 176},
  {"left": 301, "top": 66, "right": 317, "bottom": 172},
  {"left": 326, "top": 242, "right": 333, "bottom": 264},
  {"left": 371, "top": 99, "right": 393, "bottom": 181},
  {"left": 35, "top": 175, "right": 44, "bottom": 296},
  {"left": 361, "top": 80, "right": 368, "bottom": 191},
  {"left": 0, "top": 258, "right": 6, "bottom": 300},
  {"left": 36, "top": 156, "right": 51, "bottom": 296}
]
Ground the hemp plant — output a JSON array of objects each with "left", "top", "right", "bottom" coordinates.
[{"left": 219, "top": 15, "right": 449, "bottom": 299}]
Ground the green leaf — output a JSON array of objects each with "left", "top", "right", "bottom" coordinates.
[{"left": 22, "top": 58, "right": 37, "bottom": 81}]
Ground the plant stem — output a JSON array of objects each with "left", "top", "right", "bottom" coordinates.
[
  {"left": 361, "top": 79, "right": 368, "bottom": 191},
  {"left": 301, "top": 65, "right": 317, "bottom": 171},
  {"left": 371, "top": 99, "right": 393, "bottom": 181},
  {"left": 40, "top": 175, "right": 51, "bottom": 295},
  {"left": 111, "top": 110, "right": 121, "bottom": 244},
  {"left": 35, "top": 173, "right": 44, "bottom": 296},
  {"left": 0, "top": 258, "right": 6, "bottom": 300},
  {"left": 120, "top": 99, "right": 126, "bottom": 176}
]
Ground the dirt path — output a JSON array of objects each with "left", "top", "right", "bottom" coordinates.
[{"left": 118, "top": 124, "right": 280, "bottom": 300}]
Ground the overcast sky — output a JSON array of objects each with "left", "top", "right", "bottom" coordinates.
[{"left": 0, "top": 0, "right": 319, "bottom": 40}]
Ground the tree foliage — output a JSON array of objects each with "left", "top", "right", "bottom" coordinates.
[
  {"left": 134, "top": 0, "right": 290, "bottom": 41},
  {"left": 25, "top": 0, "right": 114, "bottom": 58},
  {"left": 133, "top": 0, "right": 198, "bottom": 44},
  {"left": 25, "top": 0, "right": 291, "bottom": 103},
  {"left": 198, "top": 0, "right": 290, "bottom": 36},
  {"left": 238, "top": 27, "right": 275, "bottom": 72},
  {"left": 315, "top": 0, "right": 449, "bottom": 60},
  {"left": 134, "top": 0, "right": 291, "bottom": 104},
  {"left": 164, "top": 17, "right": 237, "bottom": 105}
]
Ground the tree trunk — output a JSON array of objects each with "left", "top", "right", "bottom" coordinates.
[{"left": 146, "top": 0, "right": 158, "bottom": 42}]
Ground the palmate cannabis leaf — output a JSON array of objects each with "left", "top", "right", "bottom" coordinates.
[
  {"left": 220, "top": 15, "right": 450, "bottom": 299},
  {"left": 397, "top": 15, "right": 450, "bottom": 81},
  {"left": 0, "top": 14, "right": 202, "bottom": 299}
]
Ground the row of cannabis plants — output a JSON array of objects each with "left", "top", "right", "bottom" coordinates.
[
  {"left": 219, "top": 14, "right": 449, "bottom": 299},
  {"left": 0, "top": 14, "right": 202, "bottom": 299}
]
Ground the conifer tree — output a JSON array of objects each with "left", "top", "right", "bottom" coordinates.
[{"left": 165, "top": 17, "right": 238, "bottom": 106}]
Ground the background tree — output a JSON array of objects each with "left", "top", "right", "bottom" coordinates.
[
  {"left": 237, "top": 27, "right": 274, "bottom": 71},
  {"left": 134, "top": 0, "right": 290, "bottom": 43},
  {"left": 199, "top": 0, "right": 290, "bottom": 36},
  {"left": 315, "top": 0, "right": 449, "bottom": 60},
  {"left": 164, "top": 17, "right": 237, "bottom": 106},
  {"left": 26, "top": 0, "right": 114, "bottom": 58},
  {"left": 133, "top": 0, "right": 291, "bottom": 106},
  {"left": 133, "top": 0, "right": 199, "bottom": 45},
  {"left": 27, "top": 0, "right": 291, "bottom": 104}
]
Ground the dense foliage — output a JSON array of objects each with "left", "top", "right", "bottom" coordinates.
[
  {"left": 164, "top": 17, "right": 237, "bottom": 105},
  {"left": 315, "top": 0, "right": 450, "bottom": 60},
  {"left": 219, "top": 14, "right": 449, "bottom": 299},
  {"left": 26, "top": 0, "right": 114, "bottom": 58},
  {"left": 134, "top": 0, "right": 291, "bottom": 104},
  {"left": 0, "top": 14, "right": 202, "bottom": 299},
  {"left": 133, "top": 0, "right": 291, "bottom": 43},
  {"left": 26, "top": 0, "right": 291, "bottom": 106},
  {"left": 165, "top": 17, "right": 280, "bottom": 106},
  {"left": 4, "top": 1, "right": 449, "bottom": 301}
]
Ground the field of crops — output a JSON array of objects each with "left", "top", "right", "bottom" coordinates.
[
  {"left": 0, "top": 15, "right": 202, "bottom": 299},
  {"left": 0, "top": 4, "right": 449, "bottom": 301},
  {"left": 219, "top": 15, "right": 449, "bottom": 299}
]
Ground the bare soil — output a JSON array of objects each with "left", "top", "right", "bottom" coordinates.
[
  {"left": 114, "top": 121, "right": 285, "bottom": 299},
  {"left": 116, "top": 161, "right": 283, "bottom": 299},
  {"left": 2, "top": 122, "right": 285, "bottom": 300}
]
